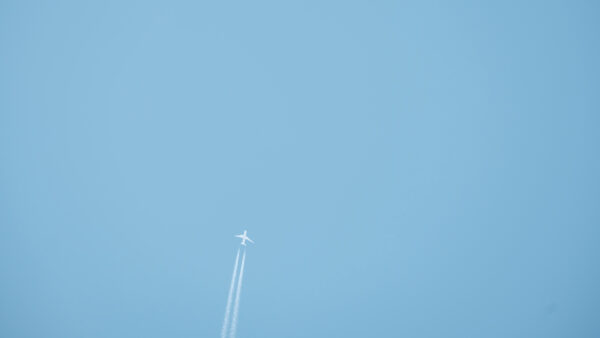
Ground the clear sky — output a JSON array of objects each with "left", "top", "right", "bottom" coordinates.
[{"left": 1, "top": 1, "right": 599, "bottom": 337}]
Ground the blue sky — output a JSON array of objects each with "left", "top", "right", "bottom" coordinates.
[{"left": 1, "top": 1, "right": 599, "bottom": 337}]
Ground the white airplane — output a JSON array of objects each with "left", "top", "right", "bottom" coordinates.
[{"left": 235, "top": 230, "right": 254, "bottom": 246}]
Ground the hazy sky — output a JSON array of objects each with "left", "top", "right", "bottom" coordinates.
[{"left": 1, "top": 1, "right": 599, "bottom": 337}]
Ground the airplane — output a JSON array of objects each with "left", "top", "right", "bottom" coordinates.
[{"left": 235, "top": 230, "right": 254, "bottom": 246}]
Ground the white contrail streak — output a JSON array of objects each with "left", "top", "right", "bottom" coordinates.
[
  {"left": 229, "top": 249, "right": 246, "bottom": 338},
  {"left": 220, "top": 248, "right": 241, "bottom": 338}
]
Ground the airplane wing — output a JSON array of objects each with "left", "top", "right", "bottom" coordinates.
[
  {"left": 247, "top": 238, "right": 254, "bottom": 244},
  {"left": 235, "top": 234, "right": 243, "bottom": 239}
]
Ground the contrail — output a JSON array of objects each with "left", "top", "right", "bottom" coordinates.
[
  {"left": 220, "top": 248, "right": 240, "bottom": 338},
  {"left": 229, "top": 248, "right": 246, "bottom": 338}
]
